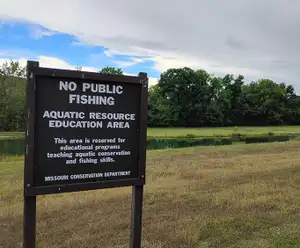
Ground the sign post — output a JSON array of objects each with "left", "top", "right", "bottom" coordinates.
[{"left": 23, "top": 61, "right": 148, "bottom": 248}]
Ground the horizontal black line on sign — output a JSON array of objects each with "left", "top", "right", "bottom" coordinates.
[
  {"left": 24, "top": 178, "right": 145, "bottom": 196},
  {"left": 30, "top": 67, "right": 144, "bottom": 84}
]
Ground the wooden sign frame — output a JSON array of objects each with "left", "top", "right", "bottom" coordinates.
[{"left": 23, "top": 61, "right": 148, "bottom": 248}]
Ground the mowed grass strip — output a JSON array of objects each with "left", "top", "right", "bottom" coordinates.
[
  {"left": 2, "top": 126, "right": 300, "bottom": 140},
  {"left": 147, "top": 126, "right": 300, "bottom": 138},
  {"left": 1, "top": 141, "right": 300, "bottom": 247},
  {"left": 0, "top": 132, "right": 24, "bottom": 139}
]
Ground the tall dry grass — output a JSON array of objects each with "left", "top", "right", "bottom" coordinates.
[{"left": 1, "top": 141, "right": 300, "bottom": 247}]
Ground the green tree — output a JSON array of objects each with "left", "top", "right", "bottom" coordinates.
[
  {"left": 187, "top": 69, "right": 211, "bottom": 126},
  {"left": 229, "top": 75, "right": 247, "bottom": 125},
  {"left": 146, "top": 67, "right": 300, "bottom": 127},
  {"left": 158, "top": 67, "right": 196, "bottom": 126},
  {"left": 148, "top": 84, "right": 178, "bottom": 126},
  {"left": 99, "top": 66, "right": 123, "bottom": 75},
  {"left": 242, "top": 79, "right": 287, "bottom": 125},
  {"left": 205, "top": 75, "right": 228, "bottom": 126},
  {"left": 0, "top": 60, "right": 26, "bottom": 131},
  {"left": 153, "top": 67, "right": 212, "bottom": 127}
]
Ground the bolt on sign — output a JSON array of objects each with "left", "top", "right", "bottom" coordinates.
[{"left": 23, "top": 61, "right": 148, "bottom": 248}]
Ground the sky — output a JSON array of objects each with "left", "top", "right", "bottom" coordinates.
[{"left": 0, "top": 0, "right": 300, "bottom": 90}]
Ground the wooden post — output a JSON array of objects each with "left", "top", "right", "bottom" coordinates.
[
  {"left": 23, "top": 61, "right": 39, "bottom": 248},
  {"left": 23, "top": 196, "right": 36, "bottom": 248},
  {"left": 130, "top": 72, "right": 148, "bottom": 248},
  {"left": 130, "top": 185, "right": 144, "bottom": 248}
]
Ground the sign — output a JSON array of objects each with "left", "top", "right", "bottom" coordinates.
[
  {"left": 35, "top": 70, "right": 143, "bottom": 187},
  {"left": 23, "top": 61, "right": 148, "bottom": 248},
  {"left": 24, "top": 61, "right": 148, "bottom": 195}
]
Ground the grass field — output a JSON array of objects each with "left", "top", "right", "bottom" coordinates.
[
  {"left": 147, "top": 126, "right": 300, "bottom": 138},
  {"left": 0, "top": 132, "right": 24, "bottom": 139},
  {"left": 1, "top": 141, "right": 300, "bottom": 247},
  {"left": 1, "top": 126, "right": 300, "bottom": 140}
]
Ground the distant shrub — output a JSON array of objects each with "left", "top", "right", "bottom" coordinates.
[
  {"left": 186, "top": 133, "right": 196, "bottom": 139},
  {"left": 232, "top": 132, "right": 242, "bottom": 137},
  {"left": 231, "top": 132, "right": 243, "bottom": 141},
  {"left": 217, "top": 138, "right": 233, "bottom": 145},
  {"left": 244, "top": 136, "right": 268, "bottom": 143},
  {"left": 267, "top": 132, "right": 275, "bottom": 136},
  {"left": 147, "top": 137, "right": 233, "bottom": 150},
  {"left": 268, "top": 135, "right": 290, "bottom": 142},
  {"left": 233, "top": 126, "right": 239, "bottom": 132},
  {"left": 146, "top": 134, "right": 292, "bottom": 150},
  {"left": 244, "top": 135, "right": 290, "bottom": 144}
]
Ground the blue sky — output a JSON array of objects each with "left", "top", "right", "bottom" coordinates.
[{"left": 0, "top": 22, "right": 160, "bottom": 84}]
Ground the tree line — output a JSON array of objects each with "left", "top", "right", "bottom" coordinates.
[
  {"left": 1, "top": 61, "right": 300, "bottom": 131},
  {"left": 149, "top": 67, "right": 300, "bottom": 127}
]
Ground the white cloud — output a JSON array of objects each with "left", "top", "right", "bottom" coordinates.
[
  {"left": 148, "top": 77, "right": 158, "bottom": 87},
  {"left": 103, "top": 49, "right": 115, "bottom": 57},
  {"left": 1, "top": 0, "right": 300, "bottom": 88},
  {"left": 0, "top": 55, "right": 158, "bottom": 87},
  {"left": 0, "top": 48, "right": 35, "bottom": 60},
  {"left": 37, "top": 56, "right": 99, "bottom": 72},
  {"left": 0, "top": 57, "right": 27, "bottom": 67},
  {"left": 29, "top": 25, "right": 57, "bottom": 39},
  {"left": 113, "top": 56, "right": 151, "bottom": 68},
  {"left": 0, "top": 55, "right": 98, "bottom": 72},
  {"left": 71, "top": 40, "right": 93, "bottom": 47},
  {"left": 151, "top": 54, "right": 261, "bottom": 77},
  {"left": 124, "top": 71, "right": 158, "bottom": 87}
]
